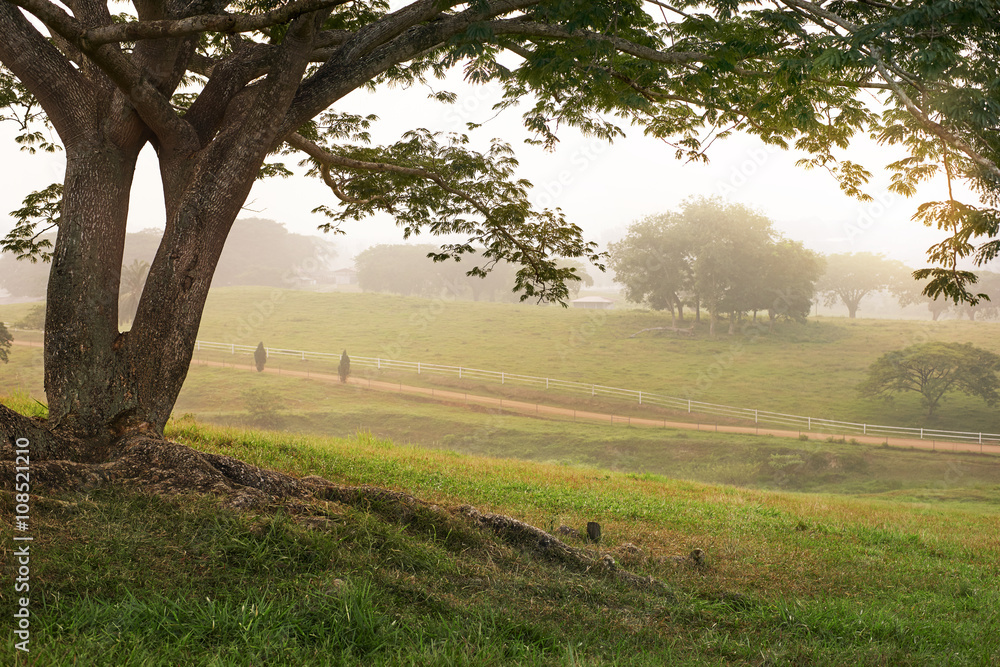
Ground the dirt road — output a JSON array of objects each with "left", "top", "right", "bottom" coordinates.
[{"left": 10, "top": 340, "right": 999, "bottom": 455}]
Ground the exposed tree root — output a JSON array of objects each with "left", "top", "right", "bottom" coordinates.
[{"left": 2, "top": 416, "right": 667, "bottom": 591}]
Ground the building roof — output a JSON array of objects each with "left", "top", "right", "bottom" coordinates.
[{"left": 571, "top": 296, "right": 615, "bottom": 304}]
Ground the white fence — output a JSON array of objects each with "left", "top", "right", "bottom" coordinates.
[{"left": 194, "top": 340, "right": 1000, "bottom": 447}]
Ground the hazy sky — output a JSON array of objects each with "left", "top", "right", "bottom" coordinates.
[{"left": 1, "top": 69, "right": 967, "bottom": 270}]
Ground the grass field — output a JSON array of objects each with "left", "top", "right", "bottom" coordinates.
[
  {"left": 3, "top": 392, "right": 998, "bottom": 665},
  {"left": 4, "top": 292, "right": 1000, "bottom": 663},
  {"left": 195, "top": 288, "right": 1000, "bottom": 432},
  {"left": 5, "top": 288, "right": 1000, "bottom": 435},
  {"left": 4, "top": 340, "right": 999, "bottom": 504}
]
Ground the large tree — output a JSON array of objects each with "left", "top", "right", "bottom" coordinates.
[
  {"left": 607, "top": 212, "right": 691, "bottom": 325},
  {"left": 610, "top": 198, "right": 821, "bottom": 334},
  {"left": 0, "top": 0, "right": 999, "bottom": 478},
  {"left": 817, "top": 252, "right": 912, "bottom": 319},
  {"left": 859, "top": 342, "right": 1000, "bottom": 417}
]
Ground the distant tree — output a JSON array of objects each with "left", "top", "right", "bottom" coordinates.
[
  {"left": 355, "top": 244, "right": 446, "bottom": 297},
  {"left": 859, "top": 343, "right": 1000, "bottom": 417},
  {"left": 254, "top": 343, "right": 267, "bottom": 373},
  {"left": 213, "top": 218, "right": 336, "bottom": 288},
  {"left": 952, "top": 272, "right": 1000, "bottom": 321},
  {"left": 354, "top": 244, "right": 573, "bottom": 303},
  {"left": 608, "top": 213, "right": 690, "bottom": 326},
  {"left": 242, "top": 388, "right": 283, "bottom": 430},
  {"left": 895, "top": 270, "right": 1000, "bottom": 321},
  {"left": 0, "top": 322, "right": 11, "bottom": 364},
  {"left": 611, "top": 198, "right": 807, "bottom": 335},
  {"left": 818, "top": 253, "right": 913, "bottom": 319},
  {"left": 14, "top": 305, "right": 46, "bottom": 331},
  {"left": 338, "top": 351, "right": 351, "bottom": 384},
  {"left": 118, "top": 259, "right": 150, "bottom": 327},
  {"left": 0, "top": 219, "right": 335, "bottom": 299},
  {"left": 688, "top": 199, "right": 776, "bottom": 334},
  {"left": 757, "top": 241, "right": 825, "bottom": 327}
]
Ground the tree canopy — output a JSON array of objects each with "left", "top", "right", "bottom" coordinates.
[
  {"left": 609, "top": 198, "right": 823, "bottom": 333},
  {"left": 859, "top": 342, "right": 1000, "bottom": 417},
  {"left": 1, "top": 0, "right": 1000, "bottom": 452},
  {"left": 817, "top": 252, "right": 913, "bottom": 319}
]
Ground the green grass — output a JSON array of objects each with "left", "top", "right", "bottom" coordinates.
[
  {"left": 171, "top": 365, "right": 1000, "bottom": 501},
  {"left": 3, "top": 411, "right": 999, "bottom": 665},
  {"left": 4, "top": 333, "right": 1000, "bottom": 506},
  {"left": 194, "top": 288, "right": 1000, "bottom": 432},
  {"left": 4, "top": 288, "right": 1000, "bottom": 432}
]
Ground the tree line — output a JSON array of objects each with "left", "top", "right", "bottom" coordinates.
[
  {"left": 610, "top": 199, "right": 1000, "bottom": 329},
  {"left": 354, "top": 245, "right": 592, "bottom": 303},
  {"left": 0, "top": 218, "right": 336, "bottom": 302}
]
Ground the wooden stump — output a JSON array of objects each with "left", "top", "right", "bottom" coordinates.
[{"left": 586, "top": 521, "right": 602, "bottom": 543}]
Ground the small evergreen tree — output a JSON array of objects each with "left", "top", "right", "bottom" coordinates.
[
  {"left": 338, "top": 350, "right": 351, "bottom": 383},
  {"left": 0, "top": 322, "right": 11, "bottom": 364},
  {"left": 254, "top": 342, "right": 267, "bottom": 373}
]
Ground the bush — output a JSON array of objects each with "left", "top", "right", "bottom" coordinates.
[
  {"left": 242, "top": 388, "right": 284, "bottom": 429},
  {"left": 15, "top": 304, "right": 45, "bottom": 330}
]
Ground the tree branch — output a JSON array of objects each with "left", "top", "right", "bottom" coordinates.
[
  {"left": 280, "top": 0, "right": 541, "bottom": 137},
  {"left": 8, "top": 0, "right": 190, "bottom": 145},
  {"left": 0, "top": 1, "right": 92, "bottom": 140},
  {"left": 490, "top": 18, "right": 708, "bottom": 65},
  {"left": 80, "top": 0, "right": 353, "bottom": 46},
  {"left": 286, "top": 132, "right": 505, "bottom": 224},
  {"left": 871, "top": 57, "right": 1000, "bottom": 183}
]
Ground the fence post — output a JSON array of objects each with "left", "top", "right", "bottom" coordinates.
[
  {"left": 546, "top": 378, "right": 549, "bottom": 390},
  {"left": 501, "top": 372, "right": 505, "bottom": 385},
  {"left": 459, "top": 367, "right": 462, "bottom": 379},
  {"left": 754, "top": 409, "right": 758, "bottom": 424},
  {"left": 231, "top": 344, "right": 235, "bottom": 353},
  {"left": 418, "top": 362, "right": 421, "bottom": 375},
  {"left": 687, "top": 399, "right": 691, "bottom": 413},
  {"left": 639, "top": 391, "right": 642, "bottom": 405},
  {"left": 920, "top": 427, "right": 924, "bottom": 439}
]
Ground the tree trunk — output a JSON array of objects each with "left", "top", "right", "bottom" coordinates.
[{"left": 43, "top": 128, "right": 144, "bottom": 441}]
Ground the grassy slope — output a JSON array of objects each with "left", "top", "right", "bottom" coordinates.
[{"left": 2, "top": 403, "right": 998, "bottom": 665}]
